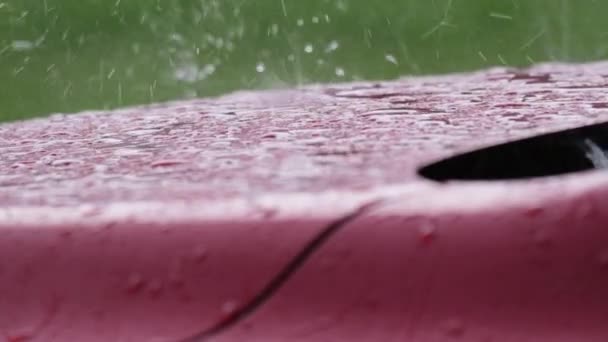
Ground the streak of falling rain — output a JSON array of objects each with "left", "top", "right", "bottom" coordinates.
[
  {"left": 478, "top": 51, "right": 488, "bottom": 62},
  {"left": 497, "top": 54, "right": 508, "bottom": 65},
  {"left": 149, "top": 80, "right": 157, "bottom": 101},
  {"left": 489, "top": 12, "right": 513, "bottom": 20},
  {"left": 560, "top": 0, "right": 571, "bottom": 60},
  {"left": 520, "top": 29, "right": 546, "bottom": 50}
]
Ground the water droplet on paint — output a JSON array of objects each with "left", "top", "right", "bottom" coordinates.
[
  {"left": 51, "top": 159, "right": 82, "bottom": 167},
  {"left": 443, "top": 318, "right": 466, "bottom": 338},
  {"left": 418, "top": 221, "right": 437, "bottom": 244},
  {"left": 97, "top": 137, "right": 123, "bottom": 145},
  {"left": 150, "top": 159, "right": 187, "bottom": 168},
  {"left": 221, "top": 300, "right": 239, "bottom": 315},
  {"left": 147, "top": 279, "right": 164, "bottom": 297},
  {"left": 126, "top": 128, "right": 162, "bottom": 136},
  {"left": 59, "top": 230, "right": 73, "bottom": 238},
  {"left": 191, "top": 245, "right": 208, "bottom": 263},
  {"left": 533, "top": 230, "right": 552, "bottom": 249},
  {"left": 114, "top": 148, "right": 147, "bottom": 157},
  {"left": 168, "top": 257, "right": 185, "bottom": 287},
  {"left": 524, "top": 206, "right": 544, "bottom": 218},
  {"left": 78, "top": 204, "right": 102, "bottom": 217},
  {"left": 126, "top": 273, "right": 144, "bottom": 294},
  {"left": 575, "top": 199, "right": 596, "bottom": 219},
  {"left": 261, "top": 131, "right": 291, "bottom": 140},
  {"left": 5, "top": 329, "right": 33, "bottom": 342},
  {"left": 597, "top": 249, "right": 608, "bottom": 268},
  {"left": 94, "top": 164, "right": 110, "bottom": 173}
]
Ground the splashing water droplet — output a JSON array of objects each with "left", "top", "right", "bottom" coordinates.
[
  {"left": 385, "top": 54, "right": 398, "bottom": 65},
  {"left": 304, "top": 44, "right": 314, "bottom": 53},
  {"left": 256, "top": 62, "right": 266, "bottom": 73},
  {"left": 335, "top": 67, "right": 345, "bottom": 77},
  {"left": 325, "top": 40, "right": 339, "bottom": 53},
  {"left": 49, "top": 113, "right": 66, "bottom": 121}
]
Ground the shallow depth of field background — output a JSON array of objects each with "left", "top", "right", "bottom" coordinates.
[{"left": 0, "top": 0, "right": 606, "bottom": 121}]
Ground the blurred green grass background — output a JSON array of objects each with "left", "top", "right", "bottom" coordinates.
[{"left": 0, "top": 0, "right": 606, "bottom": 121}]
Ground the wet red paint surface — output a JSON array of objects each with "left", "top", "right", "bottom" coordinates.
[{"left": 1, "top": 62, "right": 608, "bottom": 341}]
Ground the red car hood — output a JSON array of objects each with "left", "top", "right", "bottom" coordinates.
[{"left": 1, "top": 62, "right": 608, "bottom": 341}]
